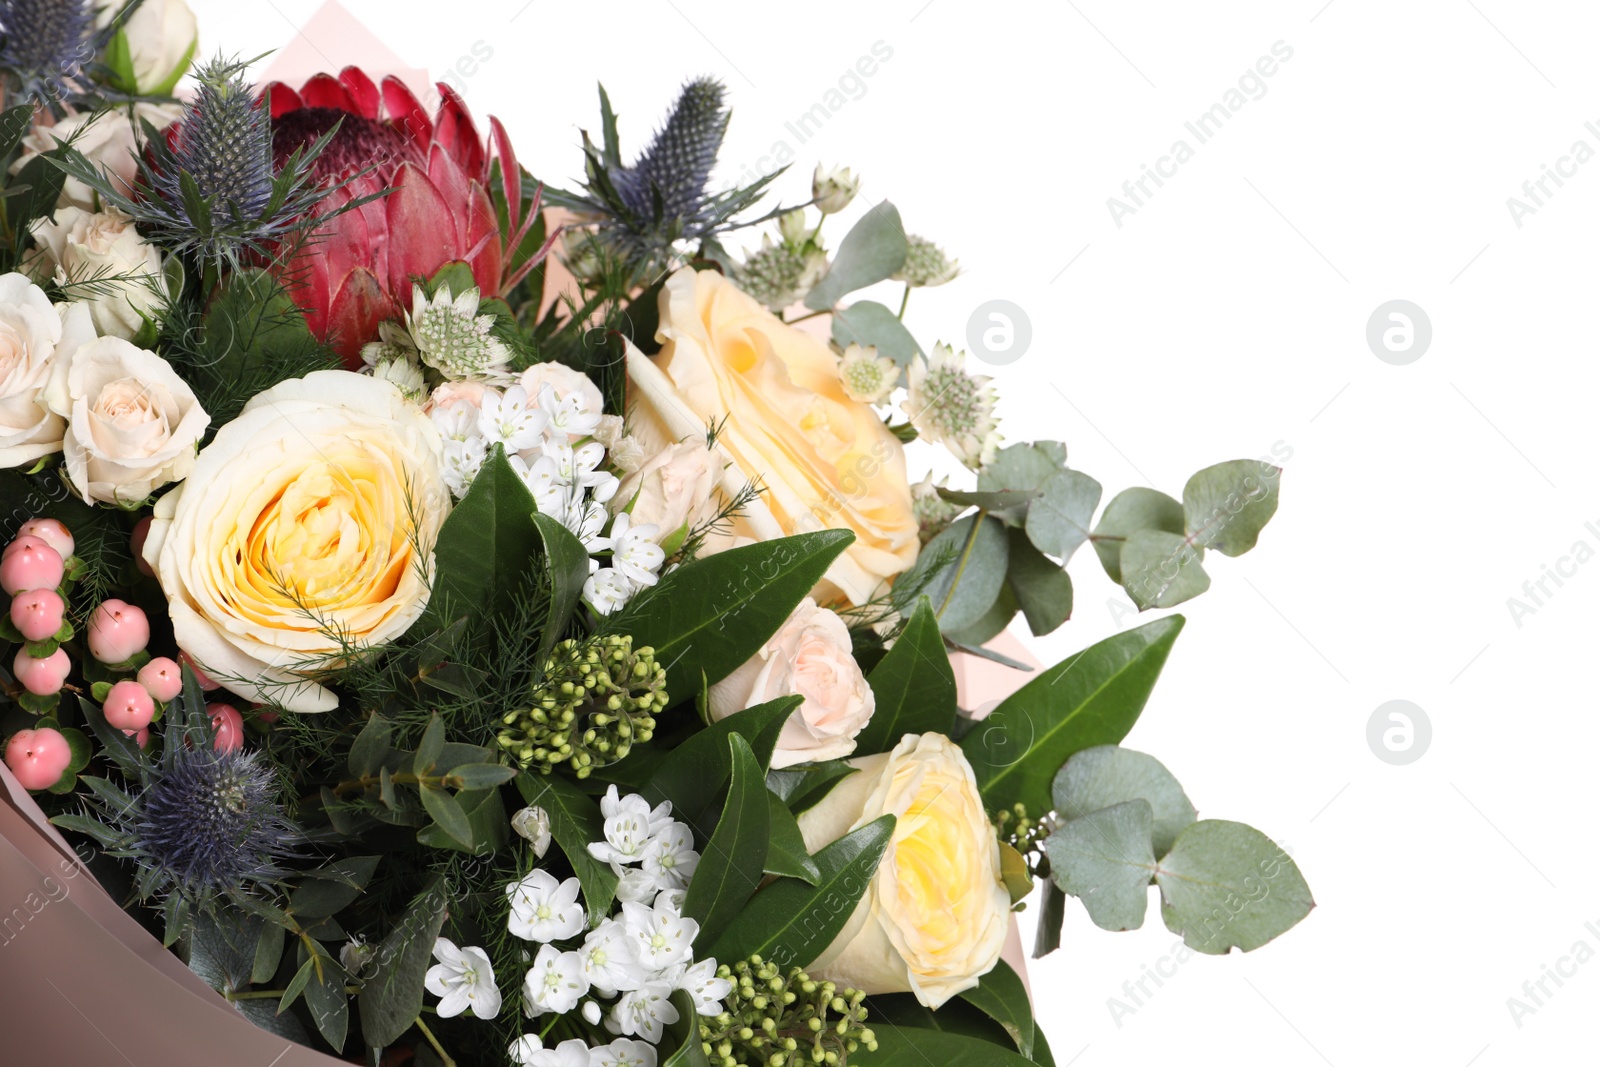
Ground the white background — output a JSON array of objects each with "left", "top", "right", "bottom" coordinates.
[{"left": 192, "top": 1, "right": 1599, "bottom": 1062}]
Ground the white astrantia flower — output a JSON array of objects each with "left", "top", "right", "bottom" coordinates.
[
  {"left": 424, "top": 938, "right": 501, "bottom": 1019},
  {"left": 592, "top": 1037, "right": 659, "bottom": 1067},
  {"left": 511, "top": 806, "right": 552, "bottom": 857},
  {"left": 901, "top": 343, "right": 1001, "bottom": 469},
  {"left": 674, "top": 957, "right": 734, "bottom": 1016},
  {"left": 538, "top": 380, "right": 602, "bottom": 439},
  {"left": 606, "top": 980, "right": 679, "bottom": 1044},
  {"left": 407, "top": 283, "right": 512, "bottom": 380},
  {"left": 479, "top": 384, "right": 549, "bottom": 452},
  {"left": 522, "top": 943, "right": 589, "bottom": 1016},
  {"left": 608, "top": 512, "right": 665, "bottom": 588},
  {"left": 580, "top": 919, "right": 644, "bottom": 996},
  {"left": 641, "top": 822, "right": 698, "bottom": 893},
  {"left": 837, "top": 343, "right": 898, "bottom": 405},
  {"left": 620, "top": 900, "right": 698, "bottom": 972},
  {"left": 506, "top": 870, "right": 585, "bottom": 943}
]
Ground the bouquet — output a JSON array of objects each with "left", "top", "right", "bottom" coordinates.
[{"left": 0, "top": 4, "right": 1313, "bottom": 1064}]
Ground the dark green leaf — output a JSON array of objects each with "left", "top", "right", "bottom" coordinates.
[
  {"left": 958, "top": 960, "right": 1035, "bottom": 1058},
  {"left": 661, "top": 988, "right": 712, "bottom": 1065},
  {"left": 612, "top": 530, "right": 854, "bottom": 699},
  {"left": 532, "top": 511, "right": 590, "bottom": 660},
  {"left": 856, "top": 597, "right": 957, "bottom": 755},
  {"left": 279, "top": 955, "right": 315, "bottom": 1014},
  {"left": 447, "top": 763, "right": 518, "bottom": 790},
  {"left": 866, "top": 1019, "right": 1038, "bottom": 1065},
  {"left": 764, "top": 792, "right": 822, "bottom": 883},
  {"left": 415, "top": 713, "right": 445, "bottom": 774},
  {"left": 304, "top": 952, "right": 350, "bottom": 1049},
  {"left": 683, "top": 735, "right": 769, "bottom": 945},
  {"left": 417, "top": 786, "right": 509, "bottom": 855},
  {"left": 290, "top": 877, "right": 366, "bottom": 921},
  {"left": 417, "top": 445, "right": 542, "bottom": 631},
  {"left": 252, "top": 920, "right": 286, "bottom": 985},
  {"left": 348, "top": 714, "right": 393, "bottom": 777},
  {"left": 358, "top": 877, "right": 448, "bottom": 1047},
  {"left": 0, "top": 104, "right": 34, "bottom": 158},
  {"left": 644, "top": 695, "right": 799, "bottom": 829},
  {"left": 706, "top": 814, "right": 895, "bottom": 968},
  {"left": 517, "top": 773, "right": 618, "bottom": 923},
  {"left": 767, "top": 761, "right": 857, "bottom": 814},
  {"left": 961, "top": 616, "right": 1185, "bottom": 814},
  {"left": 1032, "top": 878, "right": 1066, "bottom": 958},
  {"left": 419, "top": 784, "right": 472, "bottom": 848},
  {"left": 804, "top": 201, "right": 909, "bottom": 309}
]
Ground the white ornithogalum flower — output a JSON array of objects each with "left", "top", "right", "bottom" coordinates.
[
  {"left": 441, "top": 439, "right": 489, "bottom": 500},
  {"left": 522, "top": 943, "right": 589, "bottom": 1016},
  {"left": 812, "top": 163, "right": 861, "bottom": 214},
  {"left": 620, "top": 900, "right": 698, "bottom": 972},
  {"left": 606, "top": 980, "right": 679, "bottom": 1044},
  {"left": 564, "top": 496, "right": 613, "bottom": 553},
  {"left": 583, "top": 567, "right": 632, "bottom": 615},
  {"left": 609, "top": 512, "right": 665, "bottom": 588},
  {"left": 588, "top": 786, "right": 660, "bottom": 866},
  {"left": 902, "top": 343, "right": 1001, "bottom": 468},
  {"left": 479, "top": 384, "right": 549, "bottom": 452},
  {"left": 506, "top": 869, "right": 585, "bottom": 943},
  {"left": 675, "top": 957, "right": 733, "bottom": 1016},
  {"left": 893, "top": 235, "right": 960, "bottom": 287},
  {"left": 583, "top": 1000, "right": 603, "bottom": 1026},
  {"left": 612, "top": 861, "right": 659, "bottom": 904},
  {"left": 641, "top": 822, "right": 699, "bottom": 892},
  {"left": 509, "top": 1034, "right": 544, "bottom": 1066},
  {"left": 511, "top": 806, "right": 552, "bottom": 857},
  {"left": 580, "top": 919, "right": 644, "bottom": 996},
  {"left": 592, "top": 1037, "right": 659, "bottom": 1067},
  {"left": 512, "top": 453, "right": 568, "bottom": 516},
  {"left": 837, "top": 343, "right": 898, "bottom": 404},
  {"left": 423, "top": 938, "right": 501, "bottom": 1019},
  {"left": 652, "top": 887, "right": 687, "bottom": 916},
  {"left": 520, "top": 1037, "right": 592, "bottom": 1067},
  {"left": 406, "top": 283, "right": 512, "bottom": 379},
  {"left": 538, "top": 380, "right": 602, "bottom": 439}
]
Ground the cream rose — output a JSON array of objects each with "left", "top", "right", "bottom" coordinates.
[
  {"left": 708, "top": 597, "right": 874, "bottom": 767},
  {"left": 142, "top": 371, "right": 450, "bottom": 712},
  {"left": 13, "top": 104, "right": 183, "bottom": 210},
  {"left": 98, "top": 0, "right": 198, "bottom": 96},
  {"left": 29, "top": 208, "right": 164, "bottom": 340},
  {"left": 612, "top": 439, "right": 719, "bottom": 544},
  {"left": 0, "top": 275, "right": 95, "bottom": 469},
  {"left": 41, "top": 336, "right": 208, "bottom": 504},
  {"left": 626, "top": 267, "right": 918, "bottom": 606},
  {"left": 797, "top": 733, "right": 1010, "bottom": 1008},
  {"left": 520, "top": 361, "right": 604, "bottom": 416}
]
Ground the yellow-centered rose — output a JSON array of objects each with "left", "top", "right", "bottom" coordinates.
[
  {"left": 142, "top": 371, "right": 449, "bottom": 712},
  {"left": 797, "top": 732, "right": 1010, "bottom": 1008},
  {"left": 626, "top": 266, "right": 918, "bottom": 605}
]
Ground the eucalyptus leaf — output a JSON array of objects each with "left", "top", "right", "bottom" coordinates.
[
  {"left": 417, "top": 786, "right": 509, "bottom": 855},
  {"left": 447, "top": 763, "right": 519, "bottom": 790},
  {"left": 303, "top": 950, "right": 350, "bottom": 1049},
  {"left": 418, "top": 784, "right": 472, "bottom": 849},
  {"left": 937, "top": 487, "right": 1041, "bottom": 512},
  {"left": 357, "top": 877, "right": 448, "bottom": 1047},
  {"left": 1154, "top": 820, "right": 1313, "bottom": 954},
  {"left": 1006, "top": 529, "right": 1073, "bottom": 636},
  {"left": 517, "top": 773, "right": 619, "bottom": 923},
  {"left": 945, "top": 580, "right": 1018, "bottom": 647},
  {"left": 415, "top": 713, "right": 445, "bottom": 775},
  {"left": 855, "top": 597, "right": 957, "bottom": 755},
  {"left": 960, "top": 615, "right": 1185, "bottom": 814},
  {"left": 977, "top": 441, "right": 1068, "bottom": 494},
  {"left": 1025, "top": 468, "right": 1102, "bottom": 562},
  {"left": 831, "top": 300, "right": 923, "bottom": 365},
  {"left": 903, "top": 514, "right": 1009, "bottom": 633},
  {"left": 1053, "top": 745, "right": 1196, "bottom": 856},
  {"left": 1091, "top": 487, "right": 1184, "bottom": 584},
  {"left": 803, "top": 201, "right": 909, "bottom": 309},
  {"left": 682, "top": 735, "right": 769, "bottom": 946},
  {"left": 1045, "top": 799, "right": 1156, "bottom": 931},
  {"left": 347, "top": 713, "right": 393, "bottom": 778},
  {"left": 1182, "top": 459, "right": 1281, "bottom": 557},
  {"left": 1119, "top": 529, "right": 1209, "bottom": 610}
]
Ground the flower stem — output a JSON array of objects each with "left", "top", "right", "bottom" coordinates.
[
  {"left": 785, "top": 307, "right": 830, "bottom": 325},
  {"left": 416, "top": 1016, "right": 457, "bottom": 1067},
  {"left": 897, "top": 283, "right": 912, "bottom": 319}
]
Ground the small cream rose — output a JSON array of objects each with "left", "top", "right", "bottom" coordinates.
[
  {"left": 797, "top": 733, "right": 1010, "bottom": 1008},
  {"left": 0, "top": 274, "right": 95, "bottom": 469},
  {"left": 142, "top": 371, "right": 450, "bottom": 712},
  {"left": 519, "top": 361, "right": 604, "bottom": 420},
  {"left": 13, "top": 104, "right": 183, "bottom": 211},
  {"left": 708, "top": 597, "right": 874, "bottom": 768},
  {"left": 29, "top": 207, "right": 164, "bottom": 340},
  {"left": 41, "top": 335, "right": 208, "bottom": 505},
  {"left": 611, "top": 439, "right": 719, "bottom": 544},
  {"left": 97, "top": 0, "right": 198, "bottom": 96}
]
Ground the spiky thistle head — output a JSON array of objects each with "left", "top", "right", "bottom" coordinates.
[
  {"left": 0, "top": 0, "right": 100, "bottom": 111},
  {"left": 161, "top": 56, "right": 276, "bottom": 223},
  {"left": 614, "top": 77, "right": 727, "bottom": 223}
]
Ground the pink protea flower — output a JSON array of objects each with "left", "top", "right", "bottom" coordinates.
[{"left": 262, "top": 68, "right": 550, "bottom": 365}]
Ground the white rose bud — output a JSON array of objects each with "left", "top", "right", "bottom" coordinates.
[
  {"left": 29, "top": 207, "right": 165, "bottom": 341},
  {"left": 98, "top": 0, "right": 199, "bottom": 96},
  {"left": 0, "top": 275, "right": 94, "bottom": 469},
  {"left": 797, "top": 733, "right": 1010, "bottom": 1008},
  {"left": 12, "top": 104, "right": 183, "bottom": 211},
  {"left": 41, "top": 335, "right": 210, "bottom": 505},
  {"left": 708, "top": 597, "right": 874, "bottom": 768},
  {"left": 812, "top": 163, "right": 861, "bottom": 214},
  {"left": 511, "top": 806, "right": 552, "bottom": 857},
  {"left": 611, "top": 439, "right": 719, "bottom": 545}
]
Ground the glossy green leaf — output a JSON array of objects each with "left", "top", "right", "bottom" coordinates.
[
  {"left": 855, "top": 597, "right": 957, "bottom": 755},
  {"left": 518, "top": 772, "right": 619, "bottom": 924},
  {"left": 358, "top": 878, "right": 448, "bottom": 1047},
  {"left": 532, "top": 511, "right": 590, "bottom": 660},
  {"left": 1182, "top": 459, "right": 1281, "bottom": 557},
  {"left": 961, "top": 615, "right": 1185, "bottom": 814},
  {"left": 1154, "top": 820, "right": 1314, "bottom": 954},
  {"left": 1052, "top": 745, "right": 1196, "bottom": 856},
  {"left": 1119, "top": 529, "right": 1209, "bottom": 610},
  {"left": 1025, "top": 468, "right": 1102, "bottom": 562},
  {"left": 1092, "top": 487, "right": 1184, "bottom": 584},
  {"left": 764, "top": 792, "right": 822, "bottom": 883},
  {"left": 867, "top": 1025, "right": 1039, "bottom": 1065},
  {"left": 767, "top": 762, "right": 857, "bottom": 814},
  {"left": 958, "top": 959, "right": 1035, "bottom": 1058},
  {"left": 661, "top": 988, "right": 712, "bottom": 1065},
  {"left": 905, "top": 514, "right": 1009, "bottom": 632},
  {"left": 832, "top": 300, "right": 923, "bottom": 365},
  {"left": 1045, "top": 800, "right": 1156, "bottom": 931},
  {"left": 804, "top": 201, "right": 909, "bottom": 309},
  {"left": 1007, "top": 530, "right": 1073, "bottom": 636},
  {"left": 612, "top": 530, "right": 854, "bottom": 699},
  {"left": 684, "top": 735, "right": 769, "bottom": 946},
  {"left": 418, "top": 444, "right": 542, "bottom": 630},
  {"left": 705, "top": 814, "right": 894, "bottom": 968},
  {"left": 644, "top": 695, "right": 799, "bottom": 829},
  {"left": 1032, "top": 878, "right": 1066, "bottom": 959}
]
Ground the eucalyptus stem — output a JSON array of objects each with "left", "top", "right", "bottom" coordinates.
[
  {"left": 785, "top": 307, "right": 829, "bottom": 325},
  {"left": 415, "top": 1016, "right": 457, "bottom": 1067},
  {"left": 897, "top": 283, "right": 911, "bottom": 319}
]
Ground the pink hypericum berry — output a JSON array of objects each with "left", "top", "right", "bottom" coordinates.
[
  {"left": 136, "top": 656, "right": 183, "bottom": 702},
  {"left": 16, "top": 518, "right": 73, "bottom": 560},
  {"left": 9, "top": 588, "right": 65, "bottom": 642},
  {"left": 123, "top": 727, "right": 150, "bottom": 748},
  {"left": 103, "top": 680, "right": 156, "bottom": 732},
  {"left": 180, "top": 652, "right": 221, "bottom": 691},
  {"left": 0, "top": 538, "right": 64, "bottom": 595},
  {"left": 4, "top": 728, "right": 72, "bottom": 790},
  {"left": 13, "top": 646, "right": 70, "bottom": 695},
  {"left": 130, "top": 516, "right": 154, "bottom": 578},
  {"left": 87, "top": 599, "right": 150, "bottom": 664},
  {"left": 207, "top": 703, "right": 244, "bottom": 753}
]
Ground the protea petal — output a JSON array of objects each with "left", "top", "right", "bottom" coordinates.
[
  {"left": 489, "top": 115, "right": 521, "bottom": 234},
  {"left": 299, "top": 73, "right": 355, "bottom": 112},
  {"left": 338, "top": 66, "right": 381, "bottom": 119},
  {"left": 326, "top": 267, "right": 393, "bottom": 362},
  {"left": 383, "top": 161, "right": 457, "bottom": 300},
  {"left": 464, "top": 181, "right": 502, "bottom": 296},
  {"left": 380, "top": 76, "right": 431, "bottom": 151},
  {"left": 434, "top": 83, "right": 485, "bottom": 179},
  {"left": 263, "top": 83, "right": 303, "bottom": 118}
]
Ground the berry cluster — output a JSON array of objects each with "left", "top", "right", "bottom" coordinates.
[{"left": 698, "top": 956, "right": 877, "bottom": 1066}]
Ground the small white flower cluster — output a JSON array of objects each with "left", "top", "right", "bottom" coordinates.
[
  {"left": 503, "top": 787, "right": 731, "bottom": 1065},
  {"left": 427, "top": 379, "right": 665, "bottom": 615}
]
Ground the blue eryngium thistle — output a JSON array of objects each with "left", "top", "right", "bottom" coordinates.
[
  {"left": 614, "top": 78, "right": 728, "bottom": 223},
  {"left": 0, "top": 0, "right": 99, "bottom": 110},
  {"left": 52, "top": 54, "right": 363, "bottom": 266}
]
